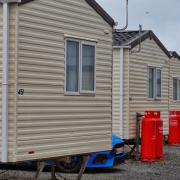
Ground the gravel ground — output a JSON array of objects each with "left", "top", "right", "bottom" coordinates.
[{"left": 0, "top": 145, "right": 179, "bottom": 180}]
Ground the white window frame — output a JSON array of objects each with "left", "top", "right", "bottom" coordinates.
[
  {"left": 148, "top": 66, "right": 162, "bottom": 100},
  {"left": 173, "top": 77, "right": 180, "bottom": 101},
  {"left": 65, "top": 38, "right": 96, "bottom": 95}
]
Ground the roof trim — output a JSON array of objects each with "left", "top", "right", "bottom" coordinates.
[
  {"left": 133, "top": 31, "right": 171, "bottom": 58},
  {"left": 114, "top": 30, "right": 171, "bottom": 58},
  {"left": 169, "top": 51, "right": 180, "bottom": 60},
  {"left": 19, "top": 0, "right": 115, "bottom": 27},
  {"left": 85, "top": 0, "right": 115, "bottom": 27},
  {"left": 147, "top": 31, "right": 171, "bottom": 58}
]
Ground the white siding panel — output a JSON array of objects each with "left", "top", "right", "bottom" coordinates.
[
  {"left": 0, "top": 5, "right": 17, "bottom": 162},
  {"left": 123, "top": 49, "right": 130, "bottom": 139},
  {"left": 8, "top": 5, "right": 17, "bottom": 162},
  {"left": 0, "top": 5, "right": 2, "bottom": 159},
  {"left": 112, "top": 49, "right": 121, "bottom": 137},
  {"left": 112, "top": 49, "right": 130, "bottom": 139},
  {"left": 17, "top": 0, "right": 112, "bottom": 161}
]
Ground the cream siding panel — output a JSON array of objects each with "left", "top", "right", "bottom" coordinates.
[
  {"left": 169, "top": 57, "right": 180, "bottom": 110},
  {"left": 0, "top": 5, "right": 2, "bottom": 159},
  {"left": 17, "top": 0, "right": 112, "bottom": 161},
  {"left": 128, "top": 38, "right": 169, "bottom": 139}
]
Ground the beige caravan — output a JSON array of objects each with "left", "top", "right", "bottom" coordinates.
[
  {"left": 112, "top": 30, "right": 171, "bottom": 140},
  {"left": 169, "top": 51, "right": 180, "bottom": 111},
  {"left": 0, "top": 0, "right": 115, "bottom": 163}
]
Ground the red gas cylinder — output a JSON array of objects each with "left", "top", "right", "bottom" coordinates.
[
  {"left": 168, "top": 111, "right": 180, "bottom": 146},
  {"left": 155, "top": 113, "right": 163, "bottom": 160},
  {"left": 141, "top": 111, "right": 163, "bottom": 162},
  {"left": 178, "top": 111, "right": 180, "bottom": 143}
]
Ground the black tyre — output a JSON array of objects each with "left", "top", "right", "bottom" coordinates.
[{"left": 57, "top": 156, "right": 83, "bottom": 173}]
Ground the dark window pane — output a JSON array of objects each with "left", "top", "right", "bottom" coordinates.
[
  {"left": 173, "top": 78, "right": 177, "bottom": 100},
  {"left": 66, "top": 41, "right": 79, "bottom": 92},
  {"left": 149, "top": 68, "right": 154, "bottom": 98},
  {"left": 82, "top": 44, "right": 95, "bottom": 91},
  {"left": 156, "top": 69, "right": 161, "bottom": 98}
]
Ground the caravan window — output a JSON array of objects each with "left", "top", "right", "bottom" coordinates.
[
  {"left": 65, "top": 39, "right": 96, "bottom": 94},
  {"left": 173, "top": 78, "right": 180, "bottom": 101},
  {"left": 148, "top": 67, "right": 162, "bottom": 99}
]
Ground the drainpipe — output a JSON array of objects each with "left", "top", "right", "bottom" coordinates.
[
  {"left": 119, "top": 48, "right": 124, "bottom": 137},
  {"left": 130, "top": 25, "right": 143, "bottom": 54},
  {"left": 2, "top": 1, "right": 9, "bottom": 163}
]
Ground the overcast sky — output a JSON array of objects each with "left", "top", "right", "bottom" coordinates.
[{"left": 96, "top": 0, "right": 180, "bottom": 54}]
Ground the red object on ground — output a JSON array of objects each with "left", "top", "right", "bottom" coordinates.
[
  {"left": 179, "top": 112, "right": 180, "bottom": 143},
  {"left": 141, "top": 111, "right": 163, "bottom": 162},
  {"left": 168, "top": 111, "right": 180, "bottom": 146}
]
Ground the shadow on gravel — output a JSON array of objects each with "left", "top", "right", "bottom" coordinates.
[
  {"left": 0, "top": 164, "right": 33, "bottom": 171},
  {"left": 85, "top": 168, "right": 125, "bottom": 174},
  {"left": 0, "top": 163, "right": 124, "bottom": 175},
  {"left": 0, "top": 164, "right": 51, "bottom": 172}
]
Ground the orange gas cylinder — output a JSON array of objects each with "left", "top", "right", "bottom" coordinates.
[
  {"left": 168, "top": 111, "right": 180, "bottom": 146},
  {"left": 141, "top": 111, "right": 163, "bottom": 162}
]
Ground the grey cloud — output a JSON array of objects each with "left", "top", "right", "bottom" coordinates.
[{"left": 96, "top": 0, "right": 180, "bottom": 54}]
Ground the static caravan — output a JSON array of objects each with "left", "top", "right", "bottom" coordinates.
[
  {"left": 169, "top": 51, "right": 180, "bottom": 110},
  {"left": 0, "top": 0, "right": 115, "bottom": 163},
  {"left": 112, "top": 30, "right": 171, "bottom": 140}
]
